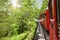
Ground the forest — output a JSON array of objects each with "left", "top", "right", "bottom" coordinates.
[{"left": 0, "top": 0, "right": 48, "bottom": 40}]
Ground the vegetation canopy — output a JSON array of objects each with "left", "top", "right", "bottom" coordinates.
[{"left": 0, "top": 0, "right": 48, "bottom": 40}]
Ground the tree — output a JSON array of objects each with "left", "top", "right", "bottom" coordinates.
[{"left": 0, "top": 0, "right": 48, "bottom": 39}]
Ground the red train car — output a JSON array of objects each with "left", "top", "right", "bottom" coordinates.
[{"left": 39, "top": 0, "right": 60, "bottom": 40}]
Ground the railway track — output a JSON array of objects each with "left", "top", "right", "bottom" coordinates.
[{"left": 33, "top": 23, "right": 49, "bottom": 40}]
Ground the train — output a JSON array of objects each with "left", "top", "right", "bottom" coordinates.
[{"left": 38, "top": 0, "right": 60, "bottom": 40}]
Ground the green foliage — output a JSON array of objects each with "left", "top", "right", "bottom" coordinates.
[
  {"left": 12, "top": 32, "right": 29, "bottom": 40},
  {"left": 40, "top": 0, "right": 48, "bottom": 13},
  {"left": 24, "top": 31, "right": 35, "bottom": 40},
  {"left": 0, "top": 32, "right": 28, "bottom": 40},
  {"left": 0, "top": 0, "right": 48, "bottom": 40}
]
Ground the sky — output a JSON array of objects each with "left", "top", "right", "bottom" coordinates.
[
  {"left": 9, "top": 0, "right": 43, "bottom": 9},
  {"left": 36, "top": 0, "right": 43, "bottom": 9}
]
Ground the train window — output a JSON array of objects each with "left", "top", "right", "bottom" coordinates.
[{"left": 57, "top": 0, "right": 60, "bottom": 26}]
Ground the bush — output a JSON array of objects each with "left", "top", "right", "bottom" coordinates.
[
  {"left": 24, "top": 30, "right": 36, "bottom": 40},
  {"left": 0, "top": 32, "right": 29, "bottom": 40}
]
